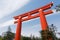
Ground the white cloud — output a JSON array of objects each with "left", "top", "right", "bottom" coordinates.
[
  {"left": 52, "top": 9, "right": 60, "bottom": 13},
  {"left": 0, "top": 0, "right": 30, "bottom": 19},
  {"left": 21, "top": 24, "right": 40, "bottom": 37},
  {"left": 46, "top": 9, "right": 60, "bottom": 17},
  {"left": 0, "top": 0, "right": 60, "bottom": 37},
  {"left": 0, "top": 9, "right": 60, "bottom": 36},
  {"left": 0, "top": 19, "right": 15, "bottom": 28},
  {"left": 0, "top": 18, "right": 39, "bottom": 28},
  {"left": 0, "top": 9, "right": 60, "bottom": 28}
]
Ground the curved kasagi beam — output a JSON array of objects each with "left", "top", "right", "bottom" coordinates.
[
  {"left": 14, "top": 10, "right": 53, "bottom": 24},
  {"left": 14, "top": 2, "right": 53, "bottom": 20}
]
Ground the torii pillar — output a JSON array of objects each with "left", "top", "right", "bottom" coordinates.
[
  {"left": 39, "top": 9, "right": 53, "bottom": 40},
  {"left": 14, "top": 17, "right": 22, "bottom": 40},
  {"left": 14, "top": 2, "right": 53, "bottom": 40}
]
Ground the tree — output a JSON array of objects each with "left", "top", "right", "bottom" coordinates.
[
  {"left": 40, "top": 24, "right": 58, "bottom": 40},
  {"left": 2, "top": 26, "right": 15, "bottom": 40},
  {"left": 21, "top": 36, "right": 31, "bottom": 40},
  {"left": 55, "top": 4, "right": 60, "bottom": 12},
  {"left": 0, "top": 36, "right": 2, "bottom": 40}
]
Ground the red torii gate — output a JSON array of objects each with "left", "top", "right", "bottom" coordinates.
[{"left": 14, "top": 2, "right": 53, "bottom": 40}]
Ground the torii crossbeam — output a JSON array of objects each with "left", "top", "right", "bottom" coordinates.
[{"left": 14, "top": 2, "right": 53, "bottom": 40}]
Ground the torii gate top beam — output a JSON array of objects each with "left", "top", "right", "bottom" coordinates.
[
  {"left": 14, "top": 2, "right": 53, "bottom": 40},
  {"left": 14, "top": 2, "right": 53, "bottom": 23},
  {"left": 14, "top": 2, "right": 53, "bottom": 19}
]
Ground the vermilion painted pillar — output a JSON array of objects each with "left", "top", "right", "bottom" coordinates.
[
  {"left": 39, "top": 9, "right": 53, "bottom": 40},
  {"left": 39, "top": 9, "right": 48, "bottom": 30},
  {"left": 15, "top": 16, "right": 22, "bottom": 40}
]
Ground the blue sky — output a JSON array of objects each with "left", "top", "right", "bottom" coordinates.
[{"left": 0, "top": 0, "right": 60, "bottom": 37}]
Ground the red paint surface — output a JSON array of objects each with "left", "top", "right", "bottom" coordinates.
[
  {"left": 14, "top": 2, "right": 53, "bottom": 40},
  {"left": 15, "top": 17, "right": 22, "bottom": 40},
  {"left": 39, "top": 9, "right": 48, "bottom": 30}
]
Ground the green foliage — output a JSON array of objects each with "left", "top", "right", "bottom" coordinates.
[
  {"left": 0, "top": 36, "right": 2, "bottom": 40},
  {"left": 21, "top": 36, "right": 31, "bottom": 40},
  {"left": 0, "top": 24, "right": 59, "bottom": 40},
  {"left": 21, "top": 36, "right": 40, "bottom": 40},
  {"left": 55, "top": 4, "right": 60, "bottom": 12},
  {"left": 2, "top": 26, "right": 15, "bottom": 40}
]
